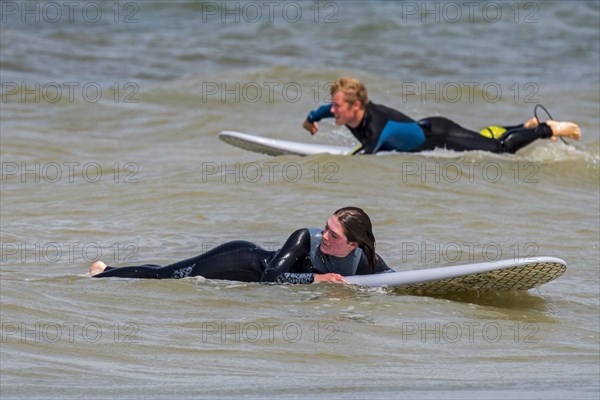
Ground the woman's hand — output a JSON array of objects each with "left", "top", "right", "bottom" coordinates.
[{"left": 313, "top": 273, "right": 350, "bottom": 284}]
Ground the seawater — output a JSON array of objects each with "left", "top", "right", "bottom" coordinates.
[{"left": 1, "top": 1, "right": 599, "bottom": 399}]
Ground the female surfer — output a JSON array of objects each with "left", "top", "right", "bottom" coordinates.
[
  {"left": 86, "top": 207, "right": 393, "bottom": 284},
  {"left": 303, "top": 77, "right": 582, "bottom": 154}
]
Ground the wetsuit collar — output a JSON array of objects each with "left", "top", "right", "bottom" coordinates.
[{"left": 360, "top": 101, "right": 372, "bottom": 129}]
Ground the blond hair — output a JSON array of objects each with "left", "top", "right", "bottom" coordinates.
[{"left": 330, "top": 77, "right": 369, "bottom": 109}]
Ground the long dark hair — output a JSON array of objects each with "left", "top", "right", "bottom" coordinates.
[{"left": 334, "top": 206, "right": 377, "bottom": 272}]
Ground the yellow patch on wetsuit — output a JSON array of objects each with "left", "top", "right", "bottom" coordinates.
[
  {"left": 350, "top": 144, "right": 363, "bottom": 155},
  {"left": 480, "top": 125, "right": 507, "bottom": 139}
]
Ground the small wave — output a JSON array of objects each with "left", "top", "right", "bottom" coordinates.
[{"left": 376, "top": 140, "right": 599, "bottom": 166}]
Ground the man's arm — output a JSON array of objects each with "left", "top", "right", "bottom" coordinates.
[{"left": 303, "top": 104, "right": 333, "bottom": 135}]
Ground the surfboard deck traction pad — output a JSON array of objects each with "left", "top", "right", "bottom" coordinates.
[{"left": 393, "top": 260, "right": 566, "bottom": 294}]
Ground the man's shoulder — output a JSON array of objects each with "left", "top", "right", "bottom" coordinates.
[{"left": 369, "top": 101, "right": 414, "bottom": 123}]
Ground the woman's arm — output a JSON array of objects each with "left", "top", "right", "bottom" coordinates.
[
  {"left": 261, "top": 228, "right": 350, "bottom": 284},
  {"left": 261, "top": 229, "right": 316, "bottom": 284}
]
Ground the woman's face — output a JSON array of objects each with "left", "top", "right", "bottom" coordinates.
[{"left": 320, "top": 215, "right": 357, "bottom": 258}]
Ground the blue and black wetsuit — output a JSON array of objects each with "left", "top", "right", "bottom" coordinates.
[
  {"left": 308, "top": 102, "right": 424, "bottom": 154},
  {"left": 93, "top": 228, "right": 393, "bottom": 284},
  {"left": 306, "top": 102, "right": 553, "bottom": 154}
]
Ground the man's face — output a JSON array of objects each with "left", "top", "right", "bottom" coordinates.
[{"left": 330, "top": 91, "right": 362, "bottom": 127}]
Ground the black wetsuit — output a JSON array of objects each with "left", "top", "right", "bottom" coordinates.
[
  {"left": 93, "top": 228, "right": 393, "bottom": 284},
  {"left": 306, "top": 102, "right": 553, "bottom": 154}
]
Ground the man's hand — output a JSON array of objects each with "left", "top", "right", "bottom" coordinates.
[{"left": 303, "top": 119, "right": 319, "bottom": 135}]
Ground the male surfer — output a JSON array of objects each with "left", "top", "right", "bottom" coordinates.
[{"left": 303, "top": 77, "right": 581, "bottom": 154}]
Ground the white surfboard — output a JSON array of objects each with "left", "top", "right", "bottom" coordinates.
[
  {"left": 219, "top": 130, "right": 355, "bottom": 156},
  {"left": 345, "top": 257, "right": 566, "bottom": 293}
]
